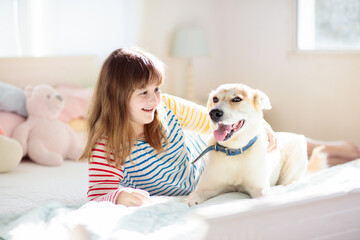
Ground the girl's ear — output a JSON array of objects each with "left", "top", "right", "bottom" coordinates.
[{"left": 253, "top": 89, "right": 271, "bottom": 111}]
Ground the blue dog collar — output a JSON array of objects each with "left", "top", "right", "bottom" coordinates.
[{"left": 191, "top": 135, "right": 258, "bottom": 164}]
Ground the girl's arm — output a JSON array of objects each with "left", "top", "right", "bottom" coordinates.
[
  {"left": 263, "top": 120, "right": 277, "bottom": 152},
  {"left": 162, "top": 94, "right": 211, "bottom": 135},
  {"left": 87, "top": 140, "right": 124, "bottom": 203},
  {"left": 88, "top": 140, "right": 151, "bottom": 206}
]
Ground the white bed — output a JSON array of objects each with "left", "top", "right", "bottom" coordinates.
[
  {"left": 0, "top": 159, "right": 359, "bottom": 240},
  {"left": 1, "top": 57, "right": 360, "bottom": 240},
  {"left": 0, "top": 159, "right": 88, "bottom": 227}
]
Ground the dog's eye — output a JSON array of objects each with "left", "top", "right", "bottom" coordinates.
[
  {"left": 232, "top": 97, "right": 242, "bottom": 102},
  {"left": 213, "top": 97, "right": 219, "bottom": 103}
]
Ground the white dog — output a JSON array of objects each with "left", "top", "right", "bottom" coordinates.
[{"left": 187, "top": 83, "right": 323, "bottom": 206}]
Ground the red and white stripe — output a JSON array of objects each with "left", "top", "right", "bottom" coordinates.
[{"left": 87, "top": 140, "right": 124, "bottom": 203}]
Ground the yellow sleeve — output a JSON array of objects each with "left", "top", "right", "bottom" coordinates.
[{"left": 162, "top": 93, "right": 211, "bottom": 135}]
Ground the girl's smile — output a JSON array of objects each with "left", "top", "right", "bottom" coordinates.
[
  {"left": 142, "top": 107, "right": 155, "bottom": 112},
  {"left": 129, "top": 82, "right": 161, "bottom": 136}
]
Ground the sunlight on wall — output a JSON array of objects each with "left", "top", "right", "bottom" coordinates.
[{"left": 0, "top": 0, "right": 144, "bottom": 58}]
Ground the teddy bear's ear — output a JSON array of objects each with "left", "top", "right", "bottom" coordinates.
[
  {"left": 253, "top": 89, "right": 272, "bottom": 111},
  {"left": 24, "top": 85, "right": 34, "bottom": 98}
]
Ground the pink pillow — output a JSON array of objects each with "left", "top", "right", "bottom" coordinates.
[
  {"left": 56, "top": 85, "right": 93, "bottom": 123},
  {"left": 0, "top": 111, "right": 26, "bottom": 137}
]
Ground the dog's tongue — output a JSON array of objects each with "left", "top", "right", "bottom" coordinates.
[{"left": 213, "top": 124, "right": 232, "bottom": 141}]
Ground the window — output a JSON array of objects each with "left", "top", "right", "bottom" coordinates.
[{"left": 297, "top": 0, "right": 360, "bottom": 51}]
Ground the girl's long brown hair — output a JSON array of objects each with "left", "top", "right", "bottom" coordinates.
[{"left": 80, "top": 48, "right": 167, "bottom": 167}]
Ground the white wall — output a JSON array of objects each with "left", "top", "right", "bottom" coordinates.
[{"left": 139, "top": 0, "right": 360, "bottom": 144}]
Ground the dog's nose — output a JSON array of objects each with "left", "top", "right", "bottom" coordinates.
[{"left": 209, "top": 109, "right": 223, "bottom": 122}]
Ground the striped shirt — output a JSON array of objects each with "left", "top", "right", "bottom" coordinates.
[{"left": 88, "top": 94, "right": 211, "bottom": 203}]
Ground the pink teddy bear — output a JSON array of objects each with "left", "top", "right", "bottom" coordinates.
[{"left": 12, "top": 84, "right": 84, "bottom": 166}]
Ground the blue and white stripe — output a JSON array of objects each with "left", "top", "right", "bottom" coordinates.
[{"left": 120, "top": 104, "right": 208, "bottom": 196}]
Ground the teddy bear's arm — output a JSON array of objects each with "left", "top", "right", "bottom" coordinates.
[
  {"left": 12, "top": 120, "right": 36, "bottom": 156},
  {"left": 64, "top": 124, "right": 84, "bottom": 160}
]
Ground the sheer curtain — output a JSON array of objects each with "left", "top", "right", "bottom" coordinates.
[
  {"left": 0, "top": 0, "right": 144, "bottom": 57},
  {"left": 297, "top": 0, "right": 360, "bottom": 51}
]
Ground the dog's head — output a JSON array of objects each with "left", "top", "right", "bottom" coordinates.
[{"left": 207, "top": 83, "right": 271, "bottom": 143}]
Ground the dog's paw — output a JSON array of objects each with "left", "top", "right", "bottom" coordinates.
[
  {"left": 259, "top": 188, "right": 272, "bottom": 198},
  {"left": 186, "top": 193, "right": 203, "bottom": 207},
  {"left": 248, "top": 187, "right": 271, "bottom": 199}
]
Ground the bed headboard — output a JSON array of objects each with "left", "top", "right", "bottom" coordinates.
[{"left": 0, "top": 56, "right": 99, "bottom": 88}]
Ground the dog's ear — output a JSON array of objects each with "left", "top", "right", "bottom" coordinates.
[
  {"left": 253, "top": 89, "right": 271, "bottom": 111},
  {"left": 207, "top": 90, "right": 216, "bottom": 111}
]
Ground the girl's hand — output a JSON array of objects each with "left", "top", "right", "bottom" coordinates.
[
  {"left": 265, "top": 125, "right": 277, "bottom": 152},
  {"left": 116, "top": 187, "right": 151, "bottom": 207}
]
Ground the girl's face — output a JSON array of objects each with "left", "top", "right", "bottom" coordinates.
[{"left": 129, "top": 82, "right": 161, "bottom": 134}]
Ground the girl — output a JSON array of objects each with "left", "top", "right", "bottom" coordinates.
[{"left": 80, "top": 47, "right": 360, "bottom": 207}]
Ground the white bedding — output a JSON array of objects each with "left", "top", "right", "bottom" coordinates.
[
  {"left": 0, "top": 159, "right": 88, "bottom": 226},
  {"left": 1, "top": 159, "right": 360, "bottom": 240}
]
